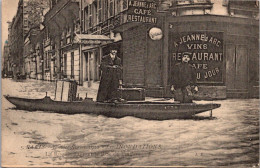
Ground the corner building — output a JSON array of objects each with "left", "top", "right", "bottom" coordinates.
[
  {"left": 46, "top": 0, "right": 259, "bottom": 99},
  {"left": 162, "top": 0, "right": 259, "bottom": 99},
  {"left": 85, "top": 0, "right": 258, "bottom": 99}
]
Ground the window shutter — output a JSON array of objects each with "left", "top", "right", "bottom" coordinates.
[{"left": 123, "top": 0, "right": 128, "bottom": 11}]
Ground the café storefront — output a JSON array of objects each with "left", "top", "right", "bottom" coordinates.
[
  {"left": 80, "top": 0, "right": 258, "bottom": 99},
  {"left": 163, "top": 15, "right": 259, "bottom": 99}
]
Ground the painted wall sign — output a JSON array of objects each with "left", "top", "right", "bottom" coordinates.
[
  {"left": 149, "top": 27, "right": 163, "bottom": 40},
  {"left": 169, "top": 31, "right": 224, "bottom": 83},
  {"left": 127, "top": 0, "right": 158, "bottom": 24}
]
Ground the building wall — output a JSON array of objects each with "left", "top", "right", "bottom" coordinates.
[
  {"left": 123, "top": 24, "right": 147, "bottom": 86},
  {"left": 165, "top": 15, "right": 259, "bottom": 99}
]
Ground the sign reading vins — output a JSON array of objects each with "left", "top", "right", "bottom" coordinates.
[
  {"left": 169, "top": 32, "right": 224, "bottom": 83},
  {"left": 127, "top": 0, "right": 158, "bottom": 24}
]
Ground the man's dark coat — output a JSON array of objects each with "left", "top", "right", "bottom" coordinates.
[
  {"left": 171, "top": 62, "right": 196, "bottom": 89},
  {"left": 171, "top": 62, "right": 197, "bottom": 103},
  {"left": 96, "top": 54, "right": 122, "bottom": 102}
]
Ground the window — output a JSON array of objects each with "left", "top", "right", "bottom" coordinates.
[
  {"left": 122, "top": 0, "right": 128, "bottom": 11},
  {"left": 64, "top": 54, "right": 67, "bottom": 76},
  {"left": 51, "top": 0, "right": 57, "bottom": 8},
  {"left": 115, "top": 0, "right": 120, "bottom": 15},
  {"left": 93, "top": 1, "right": 98, "bottom": 26},
  {"left": 222, "top": 0, "right": 228, "bottom": 6},
  {"left": 88, "top": 4, "right": 93, "bottom": 28},
  {"left": 66, "top": 37, "right": 71, "bottom": 44},
  {"left": 104, "top": 0, "right": 109, "bottom": 20},
  {"left": 108, "top": 0, "right": 114, "bottom": 18},
  {"left": 44, "top": 52, "right": 49, "bottom": 69},
  {"left": 97, "top": 0, "right": 102, "bottom": 23},
  {"left": 84, "top": 6, "right": 89, "bottom": 31},
  {"left": 71, "top": 52, "right": 74, "bottom": 78}
]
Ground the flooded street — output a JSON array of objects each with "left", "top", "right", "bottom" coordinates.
[{"left": 2, "top": 78, "right": 259, "bottom": 167}]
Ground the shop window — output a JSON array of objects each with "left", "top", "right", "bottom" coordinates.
[{"left": 71, "top": 52, "right": 74, "bottom": 78}]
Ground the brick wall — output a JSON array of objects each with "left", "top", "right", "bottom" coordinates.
[{"left": 122, "top": 24, "right": 147, "bottom": 86}]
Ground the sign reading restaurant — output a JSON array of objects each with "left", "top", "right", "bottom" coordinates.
[
  {"left": 127, "top": 0, "right": 158, "bottom": 24},
  {"left": 169, "top": 32, "right": 224, "bottom": 83}
]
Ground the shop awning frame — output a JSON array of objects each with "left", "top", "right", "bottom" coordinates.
[{"left": 74, "top": 33, "right": 114, "bottom": 45}]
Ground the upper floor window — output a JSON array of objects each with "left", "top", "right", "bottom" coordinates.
[
  {"left": 108, "top": 0, "right": 114, "bottom": 18},
  {"left": 122, "top": 0, "right": 128, "bottom": 11},
  {"left": 84, "top": 6, "right": 89, "bottom": 31},
  {"left": 97, "top": 0, "right": 102, "bottom": 23},
  {"left": 93, "top": 1, "right": 98, "bottom": 26},
  {"left": 51, "top": 0, "right": 57, "bottom": 8},
  {"left": 89, "top": 4, "right": 93, "bottom": 28},
  {"left": 104, "top": 0, "right": 109, "bottom": 20}
]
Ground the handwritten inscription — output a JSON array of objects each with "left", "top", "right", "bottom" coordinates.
[{"left": 22, "top": 143, "right": 163, "bottom": 161}]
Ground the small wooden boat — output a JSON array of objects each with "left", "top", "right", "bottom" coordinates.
[{"left": 4, "top": 95, "right": 220, "bottom": 120}]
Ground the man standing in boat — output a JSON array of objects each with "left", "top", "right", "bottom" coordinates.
[
  {"left": 171, "top": 52, "right": 198, "bottom": 103},
  {"left": 97, "top": 49, "right": 122, "bottom": 102}
]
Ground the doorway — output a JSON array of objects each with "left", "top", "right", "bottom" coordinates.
[
  {"left": 226, "top": 44, "right": 248, "bottom": 97},
  {"left": 83, "top": 50, "right": 101, "bottom": 86}
]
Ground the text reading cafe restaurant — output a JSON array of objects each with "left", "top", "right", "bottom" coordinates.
[
  {"left": 108, "top": 0, "right": 259, "bottom": 99},
  {"left": 77, "top": 0, "right": 258, "bottom": 99}
]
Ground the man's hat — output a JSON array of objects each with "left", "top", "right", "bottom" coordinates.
[{"left": 182, "top": 52, "right": 192, "bottom": 57}]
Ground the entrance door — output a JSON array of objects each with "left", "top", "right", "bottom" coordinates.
[
  {"left": 226, "top": 44, "right": 248, "bottom": 97},
  {"left": 83, "top": 52, "right": 88, "bottom": 81}
]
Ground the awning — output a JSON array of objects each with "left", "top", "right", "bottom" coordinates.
[{"left": 74, "top": 33, "right": 113, "bottom": 45}]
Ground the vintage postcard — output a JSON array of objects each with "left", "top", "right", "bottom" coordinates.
[{"left": 2, "top": 0, "right": 259, "bottom": 167}]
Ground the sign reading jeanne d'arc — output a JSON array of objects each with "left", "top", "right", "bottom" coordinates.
[
  {"left": 170, "top": 32, "right": 224, "bottom": 83},
  {"left": 127, "top": 0, "right": 158, "bottom": 24}
]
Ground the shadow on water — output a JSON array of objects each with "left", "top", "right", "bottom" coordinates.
[
  {"left": 8, "top": 107, "right": 217, "bottom": 121},
  {"left": 190, "top": 116, "right": 217, "bottom": 120}
]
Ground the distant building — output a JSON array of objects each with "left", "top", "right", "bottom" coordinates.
[
  {"left": 162, "top": 0, "right": 259, "bottom": 98},
  {"left": 8, "top": 0, "right": 25, "bottom": 78}
]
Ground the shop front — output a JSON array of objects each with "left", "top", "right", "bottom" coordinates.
[
  {"left": 74, "top": 34, "right": 113, "bottom": 86},
  {"left": 163, "top": 15, "right": 259, "bottom": 99}
]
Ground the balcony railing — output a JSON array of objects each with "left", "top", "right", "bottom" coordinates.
[{"left": 43, "top": 38, "right": 51, "bottom": 47}]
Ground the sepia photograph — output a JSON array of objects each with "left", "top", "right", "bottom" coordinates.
[{"left": 1, "top": 0, "right": 259, "bottom": 167}]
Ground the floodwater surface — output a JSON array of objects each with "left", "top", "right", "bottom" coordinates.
[{"left": 2, "top": 79, "right": 259, "bottom": 167}]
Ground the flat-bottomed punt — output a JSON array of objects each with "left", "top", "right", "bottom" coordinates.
[{"left": 4, "top": 95, "right": 220, "bottom": 120}]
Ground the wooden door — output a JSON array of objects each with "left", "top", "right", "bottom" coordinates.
[
  {"left": 226, "top": 44, "right": 248, "bottom": 97},
  {"left": 236, "top": 45, "right": 248, "bottom": 90},
  {"left": 226, "top": 44, "right": 236, "bottom": 90}
]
